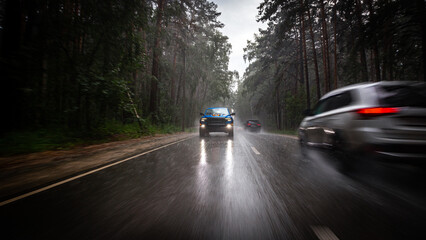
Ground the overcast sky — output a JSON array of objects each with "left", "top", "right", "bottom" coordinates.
[{"left": 212, "top": 0, "right": 266, "bottom": 78}]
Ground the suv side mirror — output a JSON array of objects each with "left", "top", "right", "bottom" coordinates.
[
  {"left": 231, "top": 113, "right": 235, "bottom": 116},
  {"left": 200, "top": 113, "right": 204, "bottom": 116},
  {"left": 303, "top": 109, "right": 312, "bottom": 116}
]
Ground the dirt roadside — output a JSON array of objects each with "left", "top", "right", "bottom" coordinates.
[{"left": 0, "top": 132, "right": 196, "bottom": 201}]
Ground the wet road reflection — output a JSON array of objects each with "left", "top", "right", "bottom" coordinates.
[
  {"left": 200, "top": 139, "right": 207, "bottom": 165},
  {"left": 1, "top": 131, "right": 425, "bottom": 239},
  {"left": 225, "top": 139, "right": 233, "bottom": 180}
]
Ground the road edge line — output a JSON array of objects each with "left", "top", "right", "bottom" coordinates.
[
  {"left": 311, "top": 226, "right": 339, "bottom": 240},
  {"left": 0, "top": 137, "right": 192, "bottom": 207}
]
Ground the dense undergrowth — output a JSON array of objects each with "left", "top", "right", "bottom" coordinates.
[
  {"left": 268, "top": 129, "right": 298, "bottom": 136},
  {"left": 0, "top": 121, "right": 181, "bottom": 156}
]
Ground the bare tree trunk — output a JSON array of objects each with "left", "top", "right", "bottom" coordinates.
[
  {"left": 366, "top": 0, "right": 381, "bottom": 82},
  {"left": 370, "top": 49, "right": 375, "bottom": 81},
  {"left": 307, "top": 8, "right": 321, "bottom": 100},
  {"left": 300, "top": 1, "right": 311, "bottom": 110},
  {"left": 332, "top": 0, "right": 338, "bottom": 89},
  {"left": 320, "top": 0, "right": 331, "bottom": 92},
  {"left": 383, "top": 2, "right": 393, "bottom": 81},
  {"left": 181, "top": 46, "right": 186, "bottom": 131},
  {"left": 0, "top": 0, "right": 24, "bottom": 131},
  {"left": 373, "top": 48, "right": 381, "bottom": 81},
  {"left": 416, "top": 0, "right": 426, "bottom": 81},
  {"left": 355, "top": 0, "right": 369, "bottom": 82},
  {"left": 149, "top": 0, "right": 165, "bottom": 116},
  {"left": 276, "top": 84, "right": 282, "bottom": 130},
  {"left": 143, "top": 31, "right": 149, "bottom": 102},
  {"left": 274, "top": 61, "right": 282, "bottom": 130},
  {"left": 298, "top": 26, "right": 304, "bottom": 94},
  {"left": 171, "top": 42, "right": 177, "bottom": 104}
]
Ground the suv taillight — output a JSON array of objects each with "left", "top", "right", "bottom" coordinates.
[{"left": 356, "top": 107, "right": 399, "bottom": 116}]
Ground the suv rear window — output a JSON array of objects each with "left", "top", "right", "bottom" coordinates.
[
  {"left": 312, "top": 91, "right": 353, "bottom": 115},
  {"left": 376, "top": 83, "right": 426, "bottom": 107},
  {"left": 248, "top": 120, "right": 260, "bottom": 124}
]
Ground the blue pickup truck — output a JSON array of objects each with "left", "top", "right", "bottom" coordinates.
[{"left": 199, "top": 107, "right": 235, "bottom": 137}]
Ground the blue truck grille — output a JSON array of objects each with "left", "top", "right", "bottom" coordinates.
[{"left": 207, "top": 118, "right": 226, "bottom": 126}]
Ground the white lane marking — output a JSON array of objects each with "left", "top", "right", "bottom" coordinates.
[
  {"left": 0, "top": 137, "right": 193, "bottom": 207},
  {"left": 311, "top": 226, "right": 339, "bottom": 240},
  {"left": 251, "top": 146, "right": 260, "bottom": 155}
]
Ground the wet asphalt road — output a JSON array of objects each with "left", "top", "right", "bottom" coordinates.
[{"left": 1, "top": 130, "right": 426, "bottom": 239}]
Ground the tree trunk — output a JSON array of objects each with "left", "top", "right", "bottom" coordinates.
[
  {"left": 298, "top": 26, "right": 304, "bottom": 93},
  {"left": 370, "top": 49, "right": 375, "bottom": 81},
  {"left": 0, "top": 0, "right": 23, "bottom": 132},
  {"left": 332, "top": 0, "right": 338, "bottom": 89},
  {"left": 276, "top": 84, "right": 282, "bottom": 130},
  {"left": 307, "top": 8, "right": 321, "bottom": 100},
  {"left": 320, "top": 0, "right": 331, "bottom": 92},
  {"left": 300, "top": 2, "right": 311, "bottom": 110},
  {"left": 149, "top": 0, "right": 165, "bottom": 116},
  {"left": 171, "top": 42, "right": 177, "bottom": 104},
  {"left": 383, "top": 4, "right": 393, "bottom": 81},
  {"left": 366, "top": 0, "right": 381, "bottom": 82},
  {"left": 181, "top": 46, "right": 186, "bottom": 131},
  {"left": 355, "top": 0, "right": 369, "bottom": 82},
  {"left": 416, "top": 0, "right": 426, "bottom": 81}
]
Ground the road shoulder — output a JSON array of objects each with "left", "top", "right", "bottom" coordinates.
[{"left": 0, "top": 132, "right": 195, "bottom": 201}]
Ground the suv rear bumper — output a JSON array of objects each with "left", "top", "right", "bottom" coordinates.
[
  {"left": 348, "top": 127, "right": 426, "bottom": 159},
  {"left": 370, "top": 143, "right": 426, "bottom": 161}
]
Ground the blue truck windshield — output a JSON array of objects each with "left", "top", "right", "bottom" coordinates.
[{"left": 205, "top": 108, "right": 229, "bottom": 116}]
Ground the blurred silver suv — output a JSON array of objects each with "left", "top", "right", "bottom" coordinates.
[{"left": 299, "top": 81, "right": 426, "bottom": 162}]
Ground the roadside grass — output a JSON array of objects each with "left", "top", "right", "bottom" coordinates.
[
  {"left": 0, "top": 121, "right": 182, "bottom": 157},
  {"left": 185, "top": 127, "right": 197, "bottom": 133},
  {"left": 267, "top": 129, "right": 298, "bottom": 136}
]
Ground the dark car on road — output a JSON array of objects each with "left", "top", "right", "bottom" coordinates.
[
  {"left": 200, "top": 107, "right": 235, "bottom": 137},
  {"left": 299, "top": 81, "right": 426, "bottom": 167},
  {"left": 244, "top": 120, "right": 261, "bottom": 132}
]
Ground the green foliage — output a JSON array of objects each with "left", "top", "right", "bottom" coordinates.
[
  {"left": 0, "top": 129, "right": 85, "bottom": 156},
  {"left": 93, "top": 121, "right": 142, "bottom": 139},
  {"left": 268, "top": 129, "right": 298, "bottom": 136},
  {"left": 0, "top": 0, "right": 234, "bottom": 147},
  {"left": 236, "top": 0, "right": 425, "bottom": 134},
  {"left": 0, "top": 120, "right": 181, "bottom": 156},
  {"left": 283, "top": 91, "right": 305, "bottom": 129}
]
